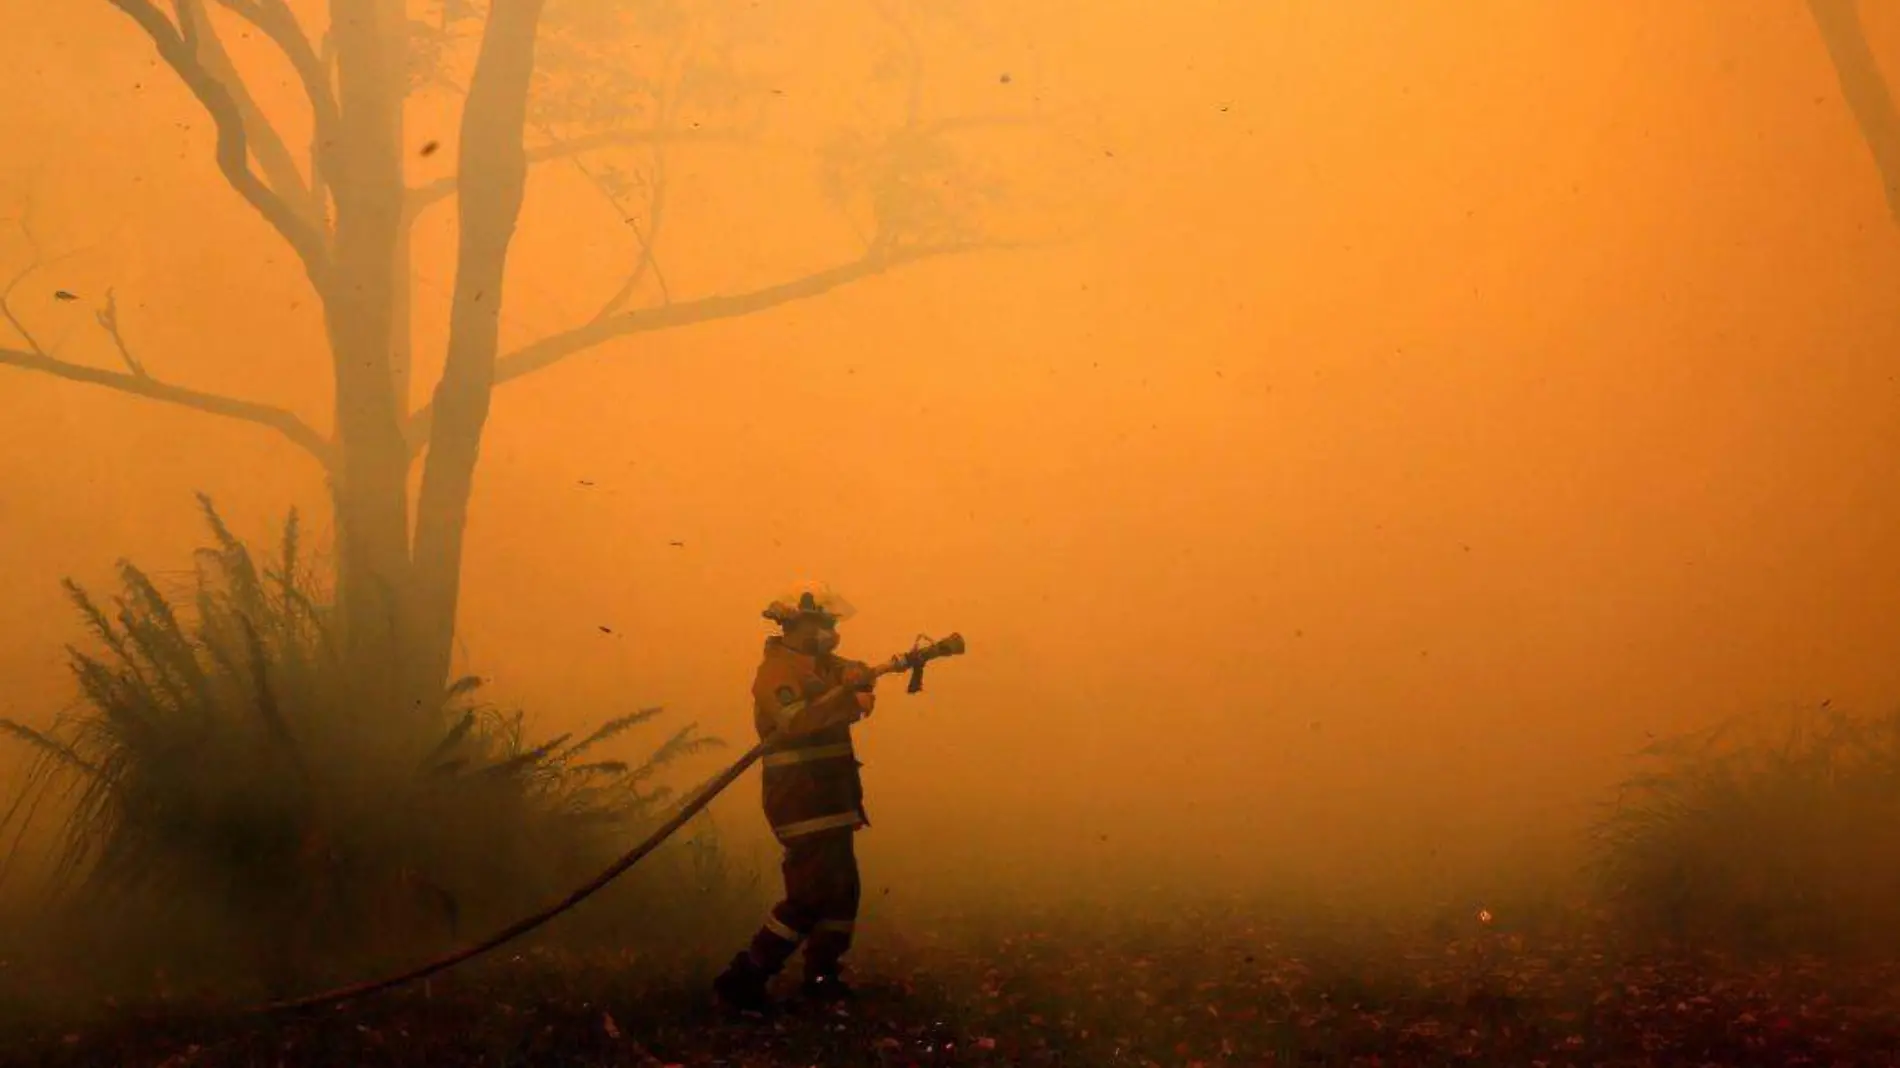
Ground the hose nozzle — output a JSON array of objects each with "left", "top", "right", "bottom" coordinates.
[{"left": 903, "top": 632, "right": 966, "bottom": 694}]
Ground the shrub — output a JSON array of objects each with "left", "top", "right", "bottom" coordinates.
[
  {"left": 0, "top": 496, "right": 761, "bottom": 997},
  {"left": 1589, "top": 701, "right": 1900, "bottom": 959}
]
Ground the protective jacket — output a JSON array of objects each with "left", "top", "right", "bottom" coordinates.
[{"left": 752, "top": 636, "right": 870, "bottom": 842}]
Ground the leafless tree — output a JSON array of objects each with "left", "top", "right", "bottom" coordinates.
[
  {"left": 1807, "top": 0, "right": 1900, "bottom": 224},
  {"left": 1, "top": 0, "right": 1039, "bottom": 717}
]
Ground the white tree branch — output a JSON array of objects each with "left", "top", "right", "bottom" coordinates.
[
  {"left": 0, "top": 342, "right": 333, "bottom": 463},
  {"left": 1807, "top": 0, "right": 1900, "bottom": 224},
  {"left": 211, "top": 0, "right": 342, "bottom": 226},
  {"left": 404, "top": 126, "right": 744, "bottom": 216},
  {"left": 107, "top": 0, "right": 333, "bottom": 287},
  {"left": 402, "top": 241, "right": 1011, "bottom": 454},
  {"left": 177, "top": 0, "right": 319, "bottom": 233},
  {"left": 93, "top": 288, "right": 147, "bottom": 377}
]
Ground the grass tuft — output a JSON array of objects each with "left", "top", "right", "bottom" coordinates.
[
  {"left": 1589, "top": 700, "right": 1900, "bottom": 959},
  {"left": 0, "top": 499, "right": 762, "bottom": 1000}
]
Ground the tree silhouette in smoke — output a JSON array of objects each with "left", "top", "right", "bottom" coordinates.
[
  {"left": 0, "top": 0, "right": 1042, "bottom": 719},
  {"left": 1807, "top": 0, "right": 1900, "bottom": 224}
]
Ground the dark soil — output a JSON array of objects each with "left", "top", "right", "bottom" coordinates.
[{"left": 7, "top": 897, "right": 1900, "bottom": 1067}]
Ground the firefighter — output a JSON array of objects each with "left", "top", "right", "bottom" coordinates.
[{"left": 714, "top": 583, "right": 879, "bottom": 1011}]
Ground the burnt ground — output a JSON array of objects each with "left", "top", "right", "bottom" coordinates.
[{"left": 5, "top": 895, "right": 1900, "bottom": 1067}]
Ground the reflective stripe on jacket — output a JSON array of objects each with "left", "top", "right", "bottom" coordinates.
[{"left": 752, "top": 637, "right": 868, "bottom": 839}]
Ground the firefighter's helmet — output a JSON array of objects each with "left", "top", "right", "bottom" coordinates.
[{"left": 762, "top": 581, "right": 855, "bottom": 626}]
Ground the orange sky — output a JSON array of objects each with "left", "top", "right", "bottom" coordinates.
[{"left": 2, "top": 1, "right": 1898, "bottom": 906}]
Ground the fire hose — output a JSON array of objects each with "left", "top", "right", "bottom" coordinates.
[{"left": 254, "top": 632, "right": 967, "bottom": 1016}]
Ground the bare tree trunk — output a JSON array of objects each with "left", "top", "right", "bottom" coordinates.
[
  {"left": 47, "top": 0, "right": 1008, "bottom": 729},
  {"left": 392, "top": 221, "right": 415, "bottom": 412},
  {"left": 1807, "top": 0, "right": 1900, "bottom": 224},
  {"left": 408, "top": 0, "right": 549, "bottom": 701},
  {"left": 324, "top": 0, "right": 414, "bottom": 703}
]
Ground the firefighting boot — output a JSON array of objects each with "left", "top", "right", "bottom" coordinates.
[
  {"left": 800, "top": 969, "right": 857, "bottom": 1005},
  {"left": 713, "top": 952, "right": 774, "bottom": 1014}
]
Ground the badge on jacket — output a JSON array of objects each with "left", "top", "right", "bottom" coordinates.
[{"left": 776, "top": 685, "right": 798, "bottom": 706}]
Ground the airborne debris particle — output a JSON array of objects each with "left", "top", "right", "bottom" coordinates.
[
  {"left": 420, "top": 140, "right": 440, "bottom": 156},
  {"left": 577, "top": 479, "right": 595, "bottom": 486},
  {"left": 53, "top": 290, "right": 78, "bottom": 302},
  {"left": 598, "top": 626, "right": 613, "bottom": 635},
  {"left": 668, "top": 541, "right": 685, "bottom": 548},
  {"left": 999, "top": 72, "right": 1011, "bottom": 84}
]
